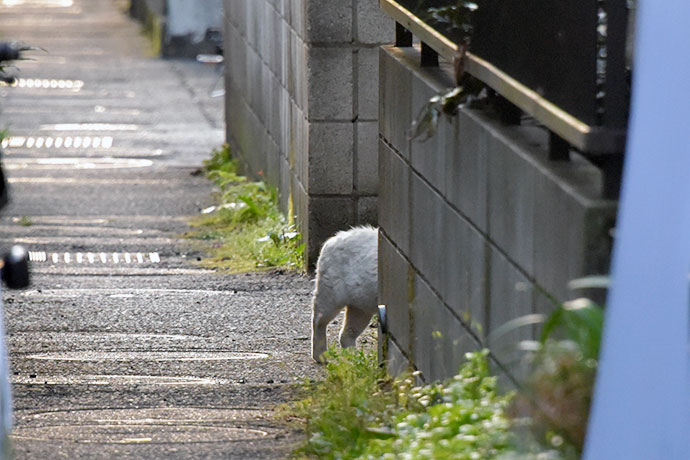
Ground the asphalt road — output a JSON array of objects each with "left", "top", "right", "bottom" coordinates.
[{"left": 0, "top": 1, "right": 337, "bottom": 458}]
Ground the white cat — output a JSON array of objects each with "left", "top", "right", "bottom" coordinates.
[{"left": 311, "top": 226, "right": 378, "bottom": 362}]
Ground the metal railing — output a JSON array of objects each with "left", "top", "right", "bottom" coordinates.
[{"left": 380, "top": 0, "right": 632, "bottom": 198}]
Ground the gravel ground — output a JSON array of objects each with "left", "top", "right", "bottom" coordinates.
[{"left": 0, "top": 1, "right": 379, "bottom": 457}]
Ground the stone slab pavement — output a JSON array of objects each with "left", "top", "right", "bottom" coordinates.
[{"left": 0, "top": 1, "right": 373, "bottom": 458}]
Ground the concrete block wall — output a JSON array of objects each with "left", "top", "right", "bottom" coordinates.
[
  {"left": 222, "top": 0, "right": 393, "bottom": 266},
  {"left": 378, "top": 45, "right": 617, "bottom": 383}
]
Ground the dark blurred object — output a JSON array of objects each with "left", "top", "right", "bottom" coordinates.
[
  {"left": 0, "top": 41, "right": 42, "bottom": 84},
  {"left": 0, "top": 43, "right": 21, "bottom": 63},
  {"left": 204, "top": 28, "right": 223, "bottom": 56},
  {"left": 196, "top": 28, "right": 225, "bottom": 98},
  {"left": 2, "top": 246, "right": 29, "bottom": 289},
  {"left": 0, "top": 159, "right": 6, "bottom": 211}
]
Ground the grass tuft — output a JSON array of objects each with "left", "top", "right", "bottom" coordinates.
[
  {"left": 187, "top": 145, "right": 304, "bottom": 272},
  {"left": 282, "top": 347, "right": 533, "bottom": 460}
]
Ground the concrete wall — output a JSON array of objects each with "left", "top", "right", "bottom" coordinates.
[
  {"left": 130, "top": 0, "right": 223, "bottom": 57},
  {"left": 222, "top": 0, "right": 393, "bottom": 266},
  {"left": 378, "top": 45, "right": 617, "bottom": 383}
]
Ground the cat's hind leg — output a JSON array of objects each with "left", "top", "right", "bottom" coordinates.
[{"left": 339, "top": 306, "right": 373, "bottom": 349}]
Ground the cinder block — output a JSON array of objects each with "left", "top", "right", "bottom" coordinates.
[
  {"left": 290, "top": 0, "right": 305, "bottom": 39},
  {"left": 225, "top": 24, "right": 247, "bottom": 97},
  {"left": 308, "top": 122, "right": 353, "bottom": 195},
  {"left": 379, "top": 234, "right": 412, "bottom": 355},
  {"left": 278, "top": 87, "right": 289, "bottom": 157},
  {"left": 287, "top": 29, "right": 298, "bottom": 97},
  {"left": 278, "top": 0, "right": 289, "bottom": 21},
  {"left": 307, "top": 47, "right": 354, "bottom": 121},
  {"left": 446, "top": 109, "right": 489, "bottom": 232},
  {"left": 307, "top": 196, "right": 356, "bottom": 266},
  {"left": 441, "top": 208, "right": 487, "bottom": 327},
  {"left": 357, "top": 196, "right": 378, "bottom": 226},
  {"left": 410, "top": 171, "right": 444, "bottom": 294},
  {"left": 379, "top": 46, "right": 412, "bottom": 159},
  {"left": 386, "top": 337, "right": 411, "bottom": 378},
  {"left": 533, "top": 161, "right": 616, "bottom": 302},
  {"left": 280, "top": 21, "right": 290, "bottom": 88},
  {"left": 378, "top": 140, "right": 410, "bottom": 255},
  {"left": 265, "top": 138, "right": 281, "bottom": 188},
  {"left": 306, "top": 0, "right": 353, "bottom": 43},
  {"left": 411, "top": 274, "right": 477, "bottom": 382},
  {"left": 297, "top": 40, "right": 309, "bottom": 114},
  {"left": 487, "top": 131, "right": 536, "bottom": 277},
  {"left": 487, "top": 246, "right": 534, "bottom": 361},
  {"left": 257, "top": 62, "right": 271, "bottom": 125},
  {"left": 356, "top": 0, "right": 395, "bottom": 45},
  {"left": 356, "top": 47, "right": 380, "bottom": 121},
  {"left": 246, "top": 47, "right": 262, "bottom": 113},
  {"left": 246, "top": 1, "right": 259, "bottom": 49},
  {"left": 356, "top": 121, "right": 379, "bottom": 195},
  {"left": 410, "top": 73, "right": 448, "bottom": 194},
  {"left": 267, "top": 7, "right": 282, "bottom": 77},
  {"left": 257, "top": 2, "right": 268, "bottom": 59},
  {"left": 298, "top": 108, "right": 309, "bottom": 186},
  {"left": 267, "top": 73, "right": 282, "bottom": 141},
  {"left": 279, "top": 155, "right": 291, "bottom": 213},
  {"left": 292, "top": 172, "right": 310, "bottom": 258}
]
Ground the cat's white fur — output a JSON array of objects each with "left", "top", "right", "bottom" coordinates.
[{"left": 311, "top": 226, "right": 378, "bottom": 362}]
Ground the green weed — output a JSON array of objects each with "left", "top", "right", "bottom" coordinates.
[
  {"left": 284, "top": 348, "right": 533, "bottom": 460},
  {"left": 18, "top": 216, "right": 33, "bottom": 227},
  {"left": 286, "top": 347, "right": 395, "bottom": 459},
  {"left": 188, "top": 145, "right": 304, "bottom": 272}
]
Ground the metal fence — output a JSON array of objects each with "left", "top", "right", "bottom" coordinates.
[{"left": 381, "top": 0, "right": 633, "bottom": 198}]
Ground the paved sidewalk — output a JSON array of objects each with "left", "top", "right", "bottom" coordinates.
[{"left": 0, "top": 1, "right": 324, "bottom": 458}]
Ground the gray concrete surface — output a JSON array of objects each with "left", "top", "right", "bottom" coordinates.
[
  {"left": 223, "top": 0, "right": 393, "bottom": 267},
  {"left": 378, "top": 44, "right": 617, "bottom": 383},
  {"left": 0, "top": 1, "right": 340, "bottom": 457}
]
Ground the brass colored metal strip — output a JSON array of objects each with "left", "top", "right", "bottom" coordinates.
[
  {"left": 379, "top": 0, "right": 627, "bottom": 154},
  {"left": 380, "top": 0, "right": 457, "bottom": 60}
]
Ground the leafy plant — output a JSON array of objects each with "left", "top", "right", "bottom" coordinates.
[
  {"left": 409, "top": 1, "right": 486, "bottom": 141},
  {"left": 188, "top": 145, "right": 304, "bottom": 272},
  {"left": 284, "top": 348, "right": 535, "bottom": 460},
  {"left": 427, "top": 1, "right": 479, "bottom": 47},
  {"left": 509, "top": 298, "right": 604, "bottom": 457},
  {"left": 285, "top": 347, "right": 395, "bottom": 459},
  {"left": 409, "top": 83, "right": 483, "bottom": 141},
  {"left": 362, "top": 350, "right": 516, "bottom": 460}
]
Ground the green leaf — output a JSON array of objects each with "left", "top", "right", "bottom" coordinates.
[{"left": 540, "top": 298, "right": 604, "bottom": 361}]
